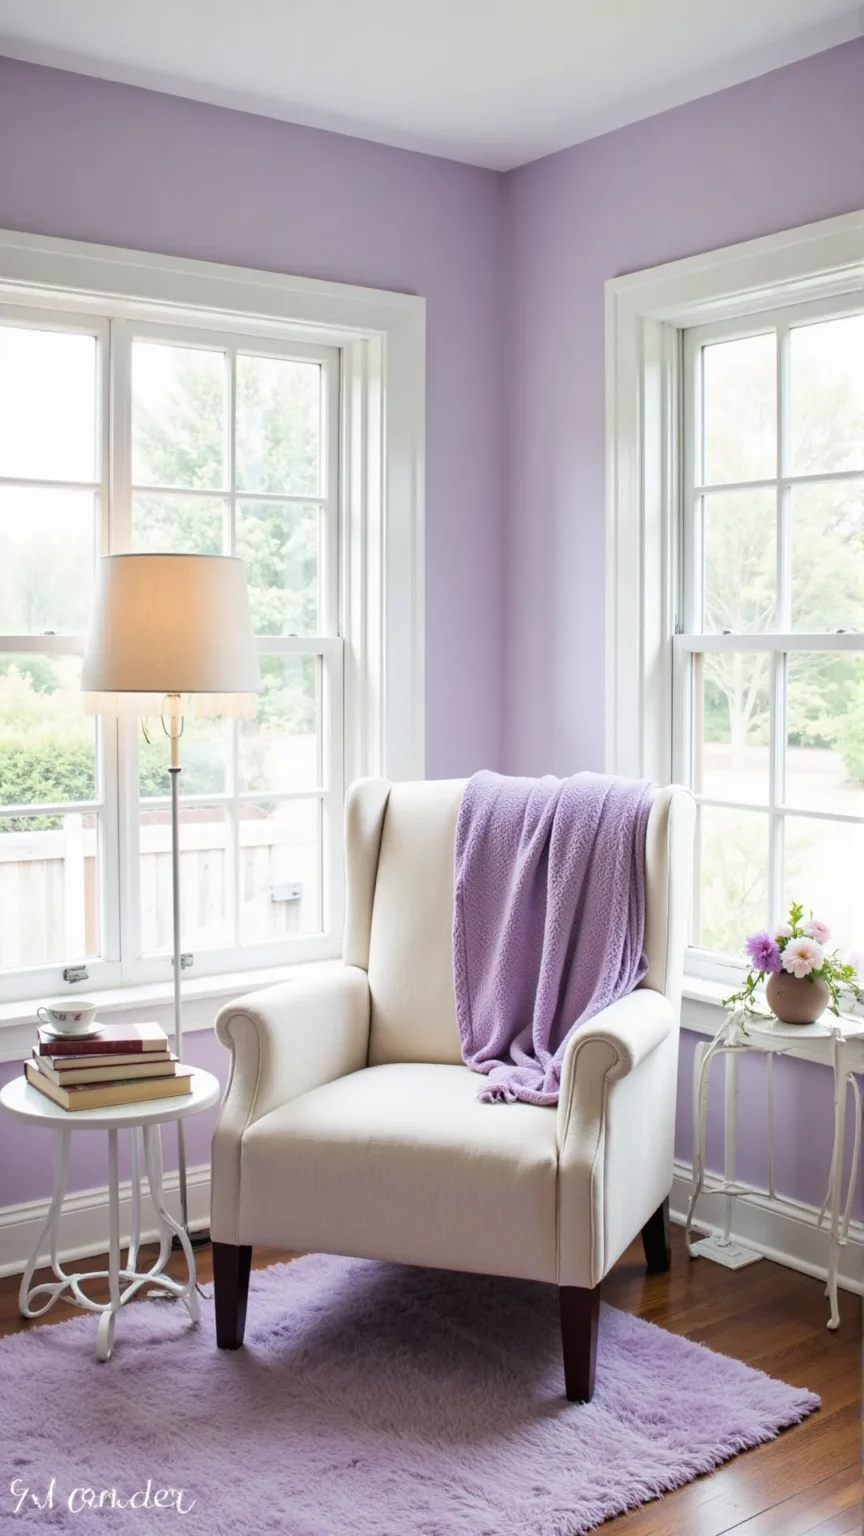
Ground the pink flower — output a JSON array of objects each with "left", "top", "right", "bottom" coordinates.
[
  {"left": 802, "top": 918, "right": 831, "bottom": 945},
  {"left": 782, "top": 936, "right": 824, "bottom": 979},
  {"left": 774, "top": 923, "right": 793, "bottom": 939}
]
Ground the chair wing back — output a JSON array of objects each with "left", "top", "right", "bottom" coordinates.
[
  {"left": 343, "top": 777, "right": 693, "bottom": 1068},
  {"left": 641, "top": 784, "right": 696, "bottom": 1013}
]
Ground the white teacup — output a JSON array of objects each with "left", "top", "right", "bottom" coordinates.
[{"left": 36, "top": 1000, "right": 99, "bottom": 1036}]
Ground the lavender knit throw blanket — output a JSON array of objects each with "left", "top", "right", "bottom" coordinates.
[{"left": 453, "top": 771, "right": 653, "bottom": 1105}]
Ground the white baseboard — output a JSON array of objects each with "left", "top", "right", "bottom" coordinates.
[
  {"left": 671, "top": 1158, "right": 864, "bottom": 1297},
  {"left": 1, "top": 1157, "right": 861, "bottom": 1297},
  {"left": 0, "top": 1164, "right": 210, "bottom": 1279}
]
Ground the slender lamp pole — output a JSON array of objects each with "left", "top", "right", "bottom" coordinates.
[{"left": 166, "top": 694, "right": 188, "bottom": 1228}]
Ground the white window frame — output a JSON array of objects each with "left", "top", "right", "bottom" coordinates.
[
  {"left": 0, "top": 229, "right": 426, "bottom": 1003},
  {"left": 605, "top": 209, "right": 864, "bottom": 990}
]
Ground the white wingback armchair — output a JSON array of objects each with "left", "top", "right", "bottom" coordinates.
[{"left": 211, "top": 777, "right": 695, "bottom": 1400}]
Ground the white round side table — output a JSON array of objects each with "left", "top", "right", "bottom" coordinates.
[
  {"left": 0, "top": 1068, "right": 220, "bottom": 1361},
  {"left": 685, "top": 1008, "right": 863, "bottom": 1331}
]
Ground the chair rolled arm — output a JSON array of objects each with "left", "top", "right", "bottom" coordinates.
[
  {"left": 215, "top": 961, "right": 371, "bottom": 1130},
  {"left": 557, "top": 989, "right": 676, "bottom": 1151}
]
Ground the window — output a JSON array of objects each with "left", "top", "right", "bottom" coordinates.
[
  {"left": 0, "top": 231, "right": 425, "bottom": 1003},
  {"left": 677, "top": 302, "right": 864, "bottom": 971},
  {"left": 605, "top": 211, "right": 864, "bottom": 988},
  {"left": 0, "top": 311, "right": 341, "bottom": 987}
]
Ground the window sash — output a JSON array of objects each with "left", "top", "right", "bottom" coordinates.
[
  {"left": 677, "top": 292, "right": 864, "bottom": 980},
  {"left": 0, "top": 305, "right": 345, "bottom": 999}
]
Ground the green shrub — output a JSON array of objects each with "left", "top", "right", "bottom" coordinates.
[{"left": 833, "top": 677, "right": 864, "bottom": 783}]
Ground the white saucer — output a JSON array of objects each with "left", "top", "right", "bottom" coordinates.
[{"left": 39, "top": 1021, "right": 104, "bottom": 1041}]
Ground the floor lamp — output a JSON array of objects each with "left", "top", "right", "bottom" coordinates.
[{"left": 82, "top": 554, "right": 260, "bottom": 1233}]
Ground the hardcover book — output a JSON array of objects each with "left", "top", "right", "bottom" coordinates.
[
  {"left": 40, "top": 1048, "right": 171, "bottom": 1072},
  {"left": 25, "top": 1059, "right": 192, "bottom": 1112},
  {"left": 36, "top": 1022, "right": 169, "bottom": 1056},
  {"left": 31, "top": 1051, "right": 179, "bottom": 1087}
]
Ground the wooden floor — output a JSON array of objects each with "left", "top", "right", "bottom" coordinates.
[{"left": 0, "top": 1226, "right": 860, "bottom": 1534}]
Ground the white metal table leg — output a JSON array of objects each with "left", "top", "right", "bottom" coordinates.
[
  {"left": 840, "top": 1071, "right": 861, "bottom": 1244},
  {"left": 96, "top": 1129, "right": 122, "bottom": 1362},
  {"left": 826, "top": 1033, "right": 847, "bottom": 1331},
  {"left": 685, "top": 1038, "right": 717, "bottom": 1254},
  {"left": 722, "top": 1050, "right": 738, "bottom": 1246},
  {"left": 18, "top": 1128, "right": 71, "bottom": 1318},
  {"left": 143, "top": 1124, "right": 200, "bottom": 1324},
  {"left": 126, "top": 1127, "right": 142, "bottom": 1274},
  {"left": 766, "top": 1053, "right": 775, "bottom": 1199}
]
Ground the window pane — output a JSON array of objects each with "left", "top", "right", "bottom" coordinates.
[
  {"left": 0, "top": 655, "right": 95, "bottom": 807},
  {"left": 132, "top": 493, "right": 226, "bottom": 555},
  {"left": 0, "top": 326, "right": 97, "bottom": 483},
  {"left": 139, "top": 803, "right": 230, "bottom": 953},
  {"left": 139, "top": 716, "right": 228, "bottom": 798},
  {"left": 790, "top": 315, "right": 864, "bottom": 476},
  {"left": 235, "top": 355, "right": 320, "bottom": 496},
  {"left": 694, "top": 652, "right": 769, "bottom": 805},
  {"left": 239, "top": 798, "right": 321, "bottom": 942},
  {"left": 790, "top": 481, "right": 864, "bottom": 633},
  {"left": 236, "top": 501, "right": 320, "bottom": 635},
  {"left": 703, "top": 489, "right": 776, "bottom": 632},
  {"left": 132, "top": 341, "right": 226, "bottom": 491},
  {"left": 702, "top": 333, "right": 776, "bottom": 486},
  {"left": 0, "top": 487, "right": 94, "bottom": 633},
  {"left": 786, "top": 653, "right": 864, "bottom": 812},
  {"left": 240, "top": 656, "right": 320, "bottom": 794},
  {"left": 0, "top": 812, "right": 99, "bottom": 968},
  {"left": 694, "top": 806, "right": 768, "bottom": 955},
  {"left": 784, "top": 815, "right": 864, "bottom": 958}
]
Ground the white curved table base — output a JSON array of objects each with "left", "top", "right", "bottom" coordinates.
[
  {"left": 18, "top": 1123, "right": 200, "bottom": 1361},
  {"left": 686, "top": 1010, "right": 862, "bottom": 1332}
]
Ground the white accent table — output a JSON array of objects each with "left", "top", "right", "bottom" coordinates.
[
  {"left": 685, "top": 1009, "right": 863, "bottom": 1330},
  {"left": 0, "top": 1068, "right": 220, "bottom": 1361}
]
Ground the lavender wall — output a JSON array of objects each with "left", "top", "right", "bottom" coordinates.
[
  {"left": 503, "top": 40, "right": 864, "bottom": 776},
  {"left": 0, "top": 55, "right": 506, "bottom": 781}
]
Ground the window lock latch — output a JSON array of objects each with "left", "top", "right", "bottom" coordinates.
[
  {"left": 63, "top": 965, "right": 89, "bottom": 984},
  {"left": 171, "top": 954, "right": 194, "bottom": 971}
]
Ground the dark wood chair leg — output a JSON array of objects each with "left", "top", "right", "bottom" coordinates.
[
  {"left": 641, "top": 1196, "right": 671, "bottom": 1274},
  {"left": 559, "top": 1284, "right": 600, "bottom": 1403},
  {"left": 213, "top": 1241, "right": 252, "bottom": 1349}
]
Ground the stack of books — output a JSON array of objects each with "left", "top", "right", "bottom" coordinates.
[{"left": 25, "top": 1022, "right": 193, "bottom": 1112}]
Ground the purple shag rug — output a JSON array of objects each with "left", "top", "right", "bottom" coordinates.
[{"left": 1, "top": 1255, "right": 818, "bottom": 1535}]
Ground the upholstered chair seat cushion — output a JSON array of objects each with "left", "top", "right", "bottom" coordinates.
[{"left": 238, "top": 1062, "right": 559, "bottom": 1281}]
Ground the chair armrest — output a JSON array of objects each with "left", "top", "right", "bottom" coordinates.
[
  {"left": 556, "top": 988, "right": 678, "bottom": 1287},
  {"left": 215, "top": 961, "right": 371, "bottom": 1130},
  {"left": 211, "top": 962, "right": 370, "bottom": 1245},
  {"left": 557, "top": 988, "right": 675, "bottom": 1152}
]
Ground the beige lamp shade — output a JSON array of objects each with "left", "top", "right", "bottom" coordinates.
[{"left": 82, "top": 553, "right": 260, "bottom": 715}]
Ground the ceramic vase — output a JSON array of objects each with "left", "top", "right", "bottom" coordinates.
[{"left": 765, "top": 971, "right": 829, "bottom": 1025}]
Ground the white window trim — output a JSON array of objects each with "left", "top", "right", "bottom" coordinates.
[
  {"left": 605, "top": 209, "right": 864, "bottom": 991},
  {"left": 0, "top": 228, "right": 426, "bottom": 1005}
]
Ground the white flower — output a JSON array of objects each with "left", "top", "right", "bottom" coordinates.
[
  {"left": 802, "top": 918, "right": 831, "bottom": 945},
  {"left": 774, "top": 923, "right": 793, "bottom": 939},
  {"left": 782, "top": 936, "right": 824, "bottom": 979}
]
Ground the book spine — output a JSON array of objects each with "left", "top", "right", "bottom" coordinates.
[{"left": 36, "top": 1038, "right": 160, "bottom": 1056}]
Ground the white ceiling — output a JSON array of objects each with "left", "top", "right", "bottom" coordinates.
[{"left": 0, "top": 0, "right": 859, "bottom": 170}]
